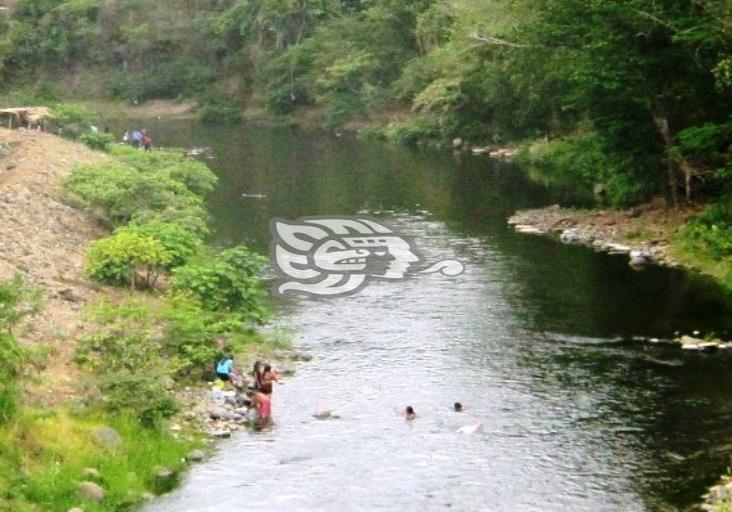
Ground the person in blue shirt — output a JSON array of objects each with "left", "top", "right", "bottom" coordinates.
[{"left": 215, "top": 355, "right": 234, "bottom": 382}]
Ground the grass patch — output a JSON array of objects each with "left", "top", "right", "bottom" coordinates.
[{"left": 0, "top": 409, "right": 200, "bottom": 511}]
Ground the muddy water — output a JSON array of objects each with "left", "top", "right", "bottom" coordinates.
[{"left": 136, "top": 120, "right": 732, "bottom": 511}]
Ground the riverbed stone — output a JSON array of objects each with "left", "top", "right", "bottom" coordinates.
[
  {"left": 559, "top": 229, "right": 581, "bottom": 244},
  {"left": 79, "top": 481, "right": 105, "bottom": 502},
  {"left": 67, "top": 508, "right": 84, "bottom": 512},
  {"left": 188, "top": 449, "right": 206, "bottom": 462},
  {"left": 209, "top": 407, "right": 233, "bottom": 421},
  {"left": 90, "top": 426, "right": 122, "bottom": 450}
]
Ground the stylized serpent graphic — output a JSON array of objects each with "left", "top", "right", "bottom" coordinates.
[{"left": 269, "top": 216, "right": 464, "bottom": 297}]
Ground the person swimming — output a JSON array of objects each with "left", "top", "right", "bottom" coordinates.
[
  {"left": 453, "top": 402, "right": 467, "bottom": 412},
  {"left": 404, "top": 406, "right": 416, "bottom": 420}
]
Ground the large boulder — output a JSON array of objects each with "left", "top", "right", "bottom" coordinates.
[
  {"left": 79, "top": 481, "right": 105, "bottom": 502},
  {"left": 90, "top": 427, "right": 122, "bottom": 450}
]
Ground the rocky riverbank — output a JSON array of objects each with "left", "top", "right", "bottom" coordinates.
[
  {"left": 508, "top": 201, "right": 705, "bottom": 269},
  {"left": 173, "top": 350, "right": 312, "bottom": 440}
]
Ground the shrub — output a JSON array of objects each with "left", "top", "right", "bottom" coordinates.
[
  {"left": 77, "top": 300, "right": 178, "bottom": 427},
  {"left": 63, "top": 160, "right": 209, "bottom": 231},
  {"left": 86, "top": 231, "right": 172, "bottom": 288},
  {"left": 160, "top": 295, "right": 240, "bottom": 379},
  {"left": 118, "top": 221, "right": 203, "bottom": 269},
  {"left": 79, "top": 130, "right": 115, "bottom": 151},
  {"left": 47, "top": 103, "right": 95, "bottom": 138},
  {"left": 0, "top": 275, "right": 39, "bottom": 423},
  {"left": 517, "top": 132, "right": 644, "bottom": 207},
  {"left": 198, "top": 98, "right": 242, "bottom": 125},
  {"left": 172, "top": 246, "right": 267, "bottom": 323}
]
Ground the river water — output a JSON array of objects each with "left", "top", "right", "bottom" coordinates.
[{"left": 138, "top": 120, "right": 732, "bottom": 511}]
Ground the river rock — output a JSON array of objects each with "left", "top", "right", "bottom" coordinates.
[
  {"left": 209, "top": 407, "right": 233, "bottom": 421},
  {"left": 188, "top": 450, "right": 206, "bottom": 462},
  {"left": 211, "top": 430, "right": 231, "bottom": 438},
  {"left": 606, "top": 243, "right": 631, "bottom": 254},
  {"left": 67, "top": 508, "right": 84, "bottom": 512},
  {"left": 559, "top": 229, "right": 581, "bottom": 244},
  {"left": 629, "top": 249, "right": 652, "bottom": 267},
  {"left": 514, "top": 224, "right": 545, "bottom": 235},
  {"left": 452, "top": 137, "right": 463, "bottom": 149},
  {"left": 79, "top": 481, "right": 105, "bottom": 502},
  {"left": 90, "top": 427, "right": 122, "bottom": 450},
  {"left": 313, "top": 410, "right": 332, "bottom": 420},
  {"left": 152, "top": 467, "right": 179, "bottom": 494}
]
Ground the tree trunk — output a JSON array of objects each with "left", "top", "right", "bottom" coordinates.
[{"left": 652, "top": 104, "right": 694, "bottom": 206}]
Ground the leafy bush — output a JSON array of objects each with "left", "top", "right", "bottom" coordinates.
[
  {"left": 199, "top": 97, "right": 242, "bottom": 125},
  {"left": 79, "top": 130, "right": 115, "bottom": 151},
  {"left": 382, "top": 118, "right": 441, "bottom": 147},
  {"left": 86, "top": 231, "right": 172, "bottom": 288},
  {"left": 113, "top": 147, "right": 218, "bottom": 197},
  {"left": 160, "top": 294, "right": 243, "bottom": 379},
  {"left": 47, "top": 103, "right": 95, "bottom": 138},
  {"left": 118, "top": 221, "right": 203, "bottom": 269},
  {"left": 77, "top": 300, "right": 178, "bottom": 427},
  {"left": 63, "top": 155, "right": 212, "bottom": 233},
  {"left": 0, "top": 275, "right": 39, "bottom": 423},
  {"left": 172, "top": 246, "right": 267, "bottom": 323},
  {"left": 518, "top": 132, "right": 646, "bottom": 206}
]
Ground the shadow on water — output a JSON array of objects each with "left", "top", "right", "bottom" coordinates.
[{"left": 117, "top": 119, "right": 732, "bottom": 511}]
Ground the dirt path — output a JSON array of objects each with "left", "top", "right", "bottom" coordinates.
[{"left": 0, "top": 128, "right": 110, "bottom": 405}]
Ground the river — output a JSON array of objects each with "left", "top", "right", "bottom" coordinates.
[{"left": 134, "top": 120, "right": 732, "bottom": 511}]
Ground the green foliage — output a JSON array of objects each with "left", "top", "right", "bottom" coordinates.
[
  {"left": 47, "top": 103, "right": 95, "bottom": 138},
  {"left": 683, "top": 198, "right": 732, "bottom": 260},
  {"left": 79, "top": 130, "right": 115, "bottom": 151},
  {"left": 160, "top": 294, "right": 243, "bottom": 379},
  {"left": 63, "top": 149, "right": 216, "bottom": 234},
  {"left": 0, "top": 275, "right": 39, "bottom": 424},
  {"left": 86, "top": 231, "right": 172, "bottom": 288},
  {"left": 0, "top": 409, "right": 198, "bottom": 511},
  {"left": 518, "top": 132, "right": 646, "bottom": 206},
  {"left": 172, "top": 245, "right": 267, "bottom": 323},
  {"left": 77, "top": 300, "right": 178, "bottom": 427},
  {"left": 199, "top": 96, "right": 242, "bottom": 125},
  {"left": 119, "top": 221, "right": 203, "bottom": 269}
]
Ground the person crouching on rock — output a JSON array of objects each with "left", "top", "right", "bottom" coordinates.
[{"left": 215, "top": 354, "right": 234, "bottom": 383}]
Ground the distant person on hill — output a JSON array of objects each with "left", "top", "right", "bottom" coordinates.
[
  {"left": 131, "top": 128, "right": 143, "bottom": 148},
  {"left": 141, "top": 128, "right": 152, "bottom": 151},
  {"left": 122, "top": 131, "right": 130, "bottom": 144},
  {"left": 215, "top": 354, "right": 234, "bottom": 382}
]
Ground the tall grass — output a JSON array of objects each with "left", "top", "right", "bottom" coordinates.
[{"left": 0, "top": 409, "right": 200, "bottom": 511}]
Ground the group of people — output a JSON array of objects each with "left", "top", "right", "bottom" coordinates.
[
  {"left": 122, "top": 128, "right": 153, "bottom": 151},
  {"left": 215, "top": 355, "right": 278, "bottom": 423}
]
